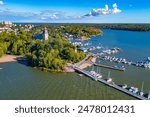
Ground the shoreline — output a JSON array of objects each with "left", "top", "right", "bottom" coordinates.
[
  {"left": 63, "top": 55, "right": 97, "bottom": 72},
  {"left": 0, "top": 55, "right": 24, "bottom": 63},
  {"left": 0, "top": 54, "right": 96, "bottom": 73},
  {"left": 74, "top": 33, "right": 102, "bottom": 41}
]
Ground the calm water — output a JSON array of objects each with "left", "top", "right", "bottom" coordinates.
[{"left": 0, "top": 29, "right": 150, "bottom": 100}]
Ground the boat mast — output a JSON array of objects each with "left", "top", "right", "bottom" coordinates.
[
  {"left": 108, "top": 71, "right": 110, "bottom": 79},
  {"left": 97, "top": 66, "right": 98, "bottom": 73},
  {"left": 99, "top": 68, "right": 101, "bottom": 74},
  {"left": 92, "top": 65, "right": 94, "bottom": 71},
  {"left": 141, "top": 82, "right": 144, "bottom": 92}
]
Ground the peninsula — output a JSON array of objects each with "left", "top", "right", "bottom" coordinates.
[{"left": 0, "top": 22, "right": 102, "bottom": 72}]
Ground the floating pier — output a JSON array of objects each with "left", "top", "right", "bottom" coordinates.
[
  {"left": 94, "top": 63, "right": 125, "bottom": 71},
  {"left": 74, "top": 67, "right": 148, "bottom": 100}
]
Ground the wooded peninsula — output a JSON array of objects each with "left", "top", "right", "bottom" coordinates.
[{"left": 0, "top": 24, "right": 102, "bottom": 71}]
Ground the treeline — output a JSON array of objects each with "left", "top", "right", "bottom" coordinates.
[
  {"left": 27, "top": 39, "right": 85, "bottom": 71},
  {"left": 73, "top": 24, "right": 150, "bottom": 32},
  {"left": 32, "top": 24, "right": 102, "bottom": 39},
  {"left": 61, "top": 25, "right": 102, "bottom": 38},
  {"left": 0, "top": 29, "right": 33, "bottom": 57},
  {"left": 0, "top": 25, "right": 86, "bottom": 71}
]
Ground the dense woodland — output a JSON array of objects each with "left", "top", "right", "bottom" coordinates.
[
  {"left": 76, "top": 24, "right": 150, "bottom": 32},
  {"left": 32, "top": 24, "right": 102, "bottom": 39},
  {"left": 61, "top": 25, "right": 102, "bottom": 38},
  {"left": 0, "top": 24, "right": 102, "bottom": 71}
]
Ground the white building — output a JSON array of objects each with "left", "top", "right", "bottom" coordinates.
[
  {"left": 42, "top": 27, "right": 49, "bottom": 41},
  {"left": 2, "top": 21, "right": 13, "bottom": 26}
]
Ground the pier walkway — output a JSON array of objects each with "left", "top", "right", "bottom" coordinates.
[
  {"left": 74, "top": 67, "right": 148, "bottom": 100},
  {"left": 94, "top": 63, "right": 125, "bottom": 71}
]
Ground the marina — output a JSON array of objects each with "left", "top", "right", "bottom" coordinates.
[
  {"left": 0, "top": 29, "right": 150, "bottom": 100},
  {"left": 74, "top": 67, "right": 149, "bottom": 100},
  {"left": 100, "top": 56, "right": 150, "bottom": 69},
  {"left": 69, "top": 29, "right": 150, "bottom": 100}
]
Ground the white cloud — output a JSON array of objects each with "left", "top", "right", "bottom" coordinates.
[
  {"left": 39, "top": 10, "right": 66, "bottom": 20},
  {"left": 0, "top": 1, "right": 4, "bottom": 5},
  {"left": 84, "top": 3, "right": 122, "bottom": 17},
  {"left": 0, "top": 9, "right": 82, "bottom": 22},
  {"left": 113, "top": 3, "right": 117, "bottom": 8}
]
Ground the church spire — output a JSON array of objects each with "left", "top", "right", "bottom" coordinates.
[{"left": 43, "top": 27, "right": 49, "bottom": 41}]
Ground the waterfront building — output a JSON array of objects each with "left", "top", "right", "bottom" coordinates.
[{"left": 2, "top": 21, "right": 13, "bottom": 26}]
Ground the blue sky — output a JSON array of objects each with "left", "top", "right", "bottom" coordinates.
[{"left": 0, "top": 0, "right": 150, "bottom": 23}]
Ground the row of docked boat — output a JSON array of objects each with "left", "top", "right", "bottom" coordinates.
[
  {"left": 88, "top": 68, "right": 150, "bottom": 99},
  {"left": 102, "top": 56, "right": 132, "bottom": 64},
  {"left": 87, "top": 67, "right": 150, "bottom": 99},
  {"left": 71, "top": 42, "right": 92, "bottom": 47},
  {"left": 88, "top": 46, "right": 103, "bottom": 51},
  {"left": 102, "top": 56, "right": 150, "bottom": 69},
  {"left": 90, "top": 70, "right": 102, "bottom": 80},
  {"left": 102, "top": 48, "right": 121, "bottom": 55},
  {"left": 121, "top": 82, "right": 150, "bottom": 99}
]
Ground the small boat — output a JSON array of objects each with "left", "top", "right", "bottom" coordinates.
[
  {"left": 139, "top": 91, "right": 144, "bottom": 96},
  {"left": 107, "top": 72, "right": 113, "bottom": 83},
  {"left": 0, "top": 68, "right": 3, "bottom": 70},
  {"left": 79, "top": 74, "right": 84, "bottom": 77},
  {"left": 129, "top": 87, "right": 138, "bottom": 93},
  {"left": 122, "top": 84, "right": 127, "bottom": 89},
  {"left": 129, "top": 89, "right": 133, "bottom": 92},
  {"left": 113, "top": 65, "right": 125, "bottom": 70}
]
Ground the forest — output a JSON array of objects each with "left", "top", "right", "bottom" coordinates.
[{"left": 78, "top": 24, "right": 150, "bottom": 32}]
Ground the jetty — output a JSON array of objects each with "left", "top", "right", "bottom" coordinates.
[
  {"left": 94, "top": 63, "right": 125, "bottom": 71},
  {"left": 74, "top": 67, "right": 148, "bottom": 100},
  {"left": 63, "top": 54, "right": 96, "bottom": 72}
]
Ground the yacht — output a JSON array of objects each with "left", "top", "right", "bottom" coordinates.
[
  {"left": 122, "top": 84, "right": 127, "bottom": 89},
  {"left": 97, "top": 74, "right": 102, "bottom": 79},
  {"left": 129, "top": 87, "right": 138, "bottom": 93},
  {"left": 90, "top": 71, "right": 96, "bottom": 75},
  {"left": 139, "top": 92, "right": 144, "bottom": 96}
]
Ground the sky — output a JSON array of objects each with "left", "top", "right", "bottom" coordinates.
[{"left": 0, "top": 0, "right": 150, "bottom": 23}]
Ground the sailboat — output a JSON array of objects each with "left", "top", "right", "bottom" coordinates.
[
  {"left": 139, "top": 82, "right": 144, "bottom": 96},
  {"left": 90, "top": 66, "right": 96, "bottom": 75},
  {"left": 107, "top": 71, "right": 112, "bottom": 83},
  {"left": 97, "top": 67, "right": 102, "bottom": 80}
]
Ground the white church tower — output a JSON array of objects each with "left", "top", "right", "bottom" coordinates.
[{"left": 42, "top": 27, "right": 49, "bottom": 41}]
